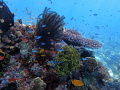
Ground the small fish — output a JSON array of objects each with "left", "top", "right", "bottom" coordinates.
[
  {"left": 50, "top": 39, "right": 54, "bottom": 41},
  {"left": 50, "top": 47, "right": 54, "bottom": 50},
  {"left": 95, "top": 26, "right": 99, "bottom": 29},
  {"left": 95, "top": 33, "right": 99, "bottom": 35},
  {"left": 93, "top": 14, "right": 97, "bottom": 16},
  {"left": 22, "top": 38, "right": 28, "bottom": 42},
  {"left": 50, "top": 51, "right": 56, "bottom": 53},
  {"left": 41, "top": 24, "right": 46, "bottom": 27},
  {"left": 51, "top": 69, "right": 56, "bottom": 73},
  {"left": 51, "top": 42, "right": 54, "bottom": 45},
  {"left": 89, "top": 10, "right": 92, "bottom": 12},
  {"left": 17, "top": 19, "right": 22, "bottom": 24},
  {"left": 36, "top": 36, "right": 42, "bottom": 39},
  {"left": 47, "top": 63, "right": 52, "bottom": 65},
  {"left": 39, "top": 49, "right": 44, "bottom": 53},
  {"left": 67, "top": 36, "right": 71, "bottom": 38},
  {"left": 50, "top": 60, "right": 55, "bottom": 64},
  {"left": 0, "top": 19, "right": 5, "bottom": 23},
  {"left": 81, "top": 58, "right": 88, "bottom": 60},
  {"left": 58, "top": 49, "right": 63, "bottom": 52},
  {"left": 41, "top": 55, "right": 46, "bottom": 57},
  {"left": 28, "top": 30, "right": 34, "bottom": 33},
  {"left": 31, "top": 55, "right": 36, "bottom": 57},
  {"left": 58, "top": 61, "right": 62, "bottom": 64},
  {"left": 24, "top": 70, "right": 29, "bottom": 73},
  {"left": 43, "top": 68, "right": 47, "bottom": 72},
  {"left": 8, "top": 78, "right": 20, "bottom": 82},
  {"left": 41, "top": 43, "right": 45, "bottom": 45},
  {"left": 32, "top": 50, "right": 37, "bottom": 52},
  {"left": 34, "top": 60, "right": 38, "bottom": 63},
  {"left": 7, "top": 69, "right": 11, "bottom": 74},
  {"left": 72, "top": 80, "right": 84, "bottom": 86},
  {"left": 0, "top": 56, "right": 4, "bottom": 60}
]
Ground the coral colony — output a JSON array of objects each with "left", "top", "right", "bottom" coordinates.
[{"left": 0, "top": 0, "right": 119, "bottom": 90}]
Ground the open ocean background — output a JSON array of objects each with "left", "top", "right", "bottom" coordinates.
[{"left": 5, "top": 0, "right": 120, "bottom": 78}]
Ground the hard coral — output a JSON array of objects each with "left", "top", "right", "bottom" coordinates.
[
  {"left": 62, "top": 29, "right": 102, "bottom": 49},
  {"left": 55, "top": 46, "right": 80, "bottom": 76}
]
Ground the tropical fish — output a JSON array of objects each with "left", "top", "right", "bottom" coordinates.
[
  {"left": 28, "top": 30, "right": 34, "bottom": 33},
  {"left": 51, "top": 41, "right": 54, "bottom": 45},
  {"left": 41, "top": 55, "right": 46, "bottom": 57},
  {"left": 22, "top": 38, "right": 28, "bottom": 42},
  {"left": 58, "top": 61, "right": 62, "bottom": 64},
  {"left": 32, "top": 50, "right": 37, "bottom": 53},
  {"left": 81, "top": 58, "right": 88, "bottom": 61},
  {"left": 41, "top": 24, "right": 46, "bottom": 27},
  {"left": 72, "top": 80, "right": 84, "bottom": 86},
  {"left": 31, "top": 55, "right": 36, "bottom": 57},
  {"left": 8, "top": 78, "right": 20, "bottom": 82},
  {"left": 58, "top": 49, "right": 63, "bottom": 51},
  {"left": 67, "top": 36, "right": 71, "bottom": 38},
  {"left": 50, "top": 47, "right": 54, "bottom": 50},
  {"left": 93, "top": 14, "right": 97, "bottom": 16},
  {"left": 41, "top": 43, "right": 45, "bottom": 45},
  {"left": 0, "top": 56, "right": 4, "bottom": 60},
  {"left": 47, "top": 60, "right": 55, "bottom": 66},
  {"left": 7, "top": 69, "right": 11, "bottom": 74},
  {"left": 51, "top": 69, "right": 56, "bottom": 73},
  {"left": 39, "top": 49, "right": 44, "bottom": 53},
  {"left": 36, "top": 36, "right": 42, "bottom": 39},
  {"left": 50, "top": 51, "right": 56, "bottom": 53}
]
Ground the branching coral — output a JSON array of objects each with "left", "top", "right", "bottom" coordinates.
[
  {"left": 62, "top": 29, "right": 102, "bottom": 49},
  {"left": 36, "top": 7, "right": 65, "bottom": 39},
  {"left": 55, "top": 46, "right": 80, "bottom": 76}
]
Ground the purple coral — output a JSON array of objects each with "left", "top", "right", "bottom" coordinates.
[{"left": 62, "top": 29, "right": 102, "bottom": 49}]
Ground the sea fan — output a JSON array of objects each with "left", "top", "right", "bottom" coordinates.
[{"left": 36, "top": 7, "right": 65, "bottom": 39}]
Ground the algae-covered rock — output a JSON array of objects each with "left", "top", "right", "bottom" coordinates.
[
  {"left": 55, "top": 46, "right": 80, "bottom": 76},
  {"left": 31, "top": 77, "right": 46, "bottom": 90}
]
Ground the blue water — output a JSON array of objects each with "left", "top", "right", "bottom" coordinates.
[{"left": 5, "top": 0, "right": 120, "bottom": 78}]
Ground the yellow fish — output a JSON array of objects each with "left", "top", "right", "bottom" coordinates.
[
  {"left": 39, "top": 49, "right": 44, "bottom": 53},
  {"left": 41, "top": 55, "right": 46, "bottom": 57},
  {"left": 72, "top": 80, "right": 84, "bottom": 86}
]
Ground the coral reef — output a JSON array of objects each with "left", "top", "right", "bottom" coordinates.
[
  {"left": 0, "top": 49, "right": 10, "bottom": 76},
  {"left": 43, "top": 73, "right": 59, "bottom": 90},
  {"left": 62, "top": 29, "right": 102, "bottom": 49},
  {"left": 55, "top": 46, "right": 80, "bottom": 76},
  {"left": 31, "top": 77, "right": 46, "bottom": 90}
]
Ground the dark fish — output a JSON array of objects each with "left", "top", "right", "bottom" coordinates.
[
  {"left": 95, "top": 26, "right": 99, "bottom": 29},
  {"left": 17, "top": 19, "right": 22, "bottom": 24},
  {"left": 93, "top": 14, "right": 97, "bottom": 16}
]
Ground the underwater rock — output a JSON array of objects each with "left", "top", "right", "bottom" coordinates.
[
  {"left": 43, "top": 73, "right": 59, "bottom": 90},
  {"left": 31, "top": 77, "right": 46, "bottom": 90}
]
